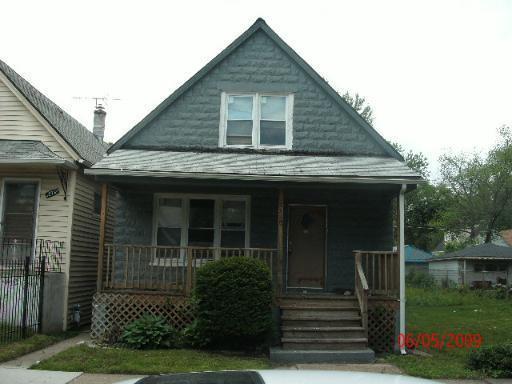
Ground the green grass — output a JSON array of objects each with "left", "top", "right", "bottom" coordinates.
[
  {"left": 33, "top": 345, "right": 271, "bottom": 374},
  {"left": 0, "top": 332, "right": 78, "bottom": 363},
  {"left": 386, "top": 287, "right": 512, "bottom": 379}
]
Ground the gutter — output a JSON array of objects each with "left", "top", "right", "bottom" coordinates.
[
  {"left": 84, "top": 168, "right": 423, "bottom": 185},
  {"left": 399, "top": 183, "right": 406, "bottom": 354},
  {"left": 0, "top": 159, "right": 78, "bottom": 169}
]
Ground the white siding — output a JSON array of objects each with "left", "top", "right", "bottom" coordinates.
[
  {"left": 429, "top": 260, "right": 461, "bottom": 286},
  {"left": 0, "top": 168, "right": 74, "bottom": 261},
  {"left": 0, "top": 78, "right": 73, "bottom": 161}
]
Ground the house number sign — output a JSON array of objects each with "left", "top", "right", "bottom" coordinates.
[{"left": 45, "top": 188, "right": 60, "bottom": 199}]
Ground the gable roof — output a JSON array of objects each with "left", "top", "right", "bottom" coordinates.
[
  {"left": 0, "top": 59, "right": 106, "bottom": 165},
  {"left": 108, "top": 18, "right": 403, "bottom": 161},
  {"left": 430, "top": 243, "right": 512, "bottom": 261},
  {"left": 405, "top": 245, "right": 432, "bottom": 263}
]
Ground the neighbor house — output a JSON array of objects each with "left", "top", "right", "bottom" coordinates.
[
  {"left": 429, "top": 243, "right": 512, "bottom": 287},
  {"left": 405, "top": 245, "right": 431, "bottom": 274},
  {"left": 0, "top": 59, "right": 108, "bottom": 330},
  {"left": 86, "top": 19, "right": 422, "bottom": 362}
]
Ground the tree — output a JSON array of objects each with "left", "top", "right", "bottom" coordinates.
[
  {"left": 341, "top": 92, "right": 374, "bottom": 126},
  {"left": 392, "top": 143, "right": 449, "bottom": 250},
  {"left": 439, "top": 126, "right": 512, "bottom": 242}
]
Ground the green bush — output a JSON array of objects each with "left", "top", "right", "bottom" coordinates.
[
  {"left": 193, "top": 257, "right": 273, "bottom": 349},
  {"left": 120, "top": 314, "right": 178, "bottom": 349},
  {"left": 406, "top": 269, "right": 436, "bottom": 288},
  {"left": 468, "top": 344, "right": 512, "bottom": 377}
]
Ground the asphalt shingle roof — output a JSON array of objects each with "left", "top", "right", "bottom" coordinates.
[
  {"left": 405, "top": 245, "right": 432, "bottom": 263},
  {"left": 87, "top": 149, "right": 423, "bottom": 183},
  {"left": 0, "top": 59, "right": 106, "bottom": 164},
  {"left": 0, "top": 139, "right": 73, "bottom": 166},
  {"left": 431, "top": 243, "right": 512, "bottom": 261}
]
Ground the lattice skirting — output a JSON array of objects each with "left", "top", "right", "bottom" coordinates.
[
  {"left": 368, "top": 300, "right": 399, "bottom": 353},
  {"left": 90, "top": 292, "right": 195, "bottom": 344}
]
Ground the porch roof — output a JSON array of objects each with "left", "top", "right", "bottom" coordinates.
[
  {"left": 0, "top": 139, "right": 76, "bottom": 168},
  {"left": 86, "top": 149, "right": 423, "bottom": 184}
]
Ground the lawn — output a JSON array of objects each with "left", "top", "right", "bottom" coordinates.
[
  {"left": 34, "top": 345, "right": 270, "bottom": 374},
  {"left": 0, "top": 332, "right": 78, "bottom": 363},
  {"left": 386, "top": 287, "right": 512, "bottom": 379}
]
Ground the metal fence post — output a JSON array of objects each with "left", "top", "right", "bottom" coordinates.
[
  {"left": 21, "top": 256, "right": 30, "bottom": 338},
  {"left": 37, "top": 253, "right": 46, "bottom": 333}
]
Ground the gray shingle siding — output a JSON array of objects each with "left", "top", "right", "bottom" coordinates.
[{"left": 124, "top": 31, "right": 388, "bottom": 156}]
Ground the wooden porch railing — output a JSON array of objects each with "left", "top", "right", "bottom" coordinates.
[
  {"left": 354, "top": 250, "right": 399, "bottom": 337},
  {"left": 100, "top": 244, "right": 277, "bottom": 295},
  {"left": 354, "top": 251, "right": 369, "bottom": 337},
  {"left": 353, "top": 250, "right": 399, "bottom": 297}
]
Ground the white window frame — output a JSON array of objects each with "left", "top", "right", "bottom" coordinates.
[
  {"left": 152, "top": 193, "right": 251, "bottom": 260},
  {"left": 219, "top": 92, "right": 294, "bottom": 150}
]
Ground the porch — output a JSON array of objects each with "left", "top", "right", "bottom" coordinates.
[{"left": 87, "top": 152, "right": 417, "bottom": 358}]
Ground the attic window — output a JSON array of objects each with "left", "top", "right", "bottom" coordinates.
[{"left": 220, "top": 93, "right": 293, "bottom": 149}]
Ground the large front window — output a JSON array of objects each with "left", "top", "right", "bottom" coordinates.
[
  {"left": 220, "top": 93, "right": 293, "bottom": 149},
  {"left": 154, "top": 194, "right": 249, "bottom": 249}
]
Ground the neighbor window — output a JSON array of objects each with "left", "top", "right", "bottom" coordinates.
[
  {"left": 221, "top": 93, "right": 293, "bottom": 148},
  {"left": 154, "top": 195, "right": 250, "bottom": 250}
]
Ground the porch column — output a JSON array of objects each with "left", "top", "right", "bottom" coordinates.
[
  {"left": 277, "top": 188, "right": 284, "bottom": 295},
  {"left": 96, "top": 183, "right": 108, "bottom": 292},
  {"left": 399, "top": 184, "right": 406, "bottom": 354}
]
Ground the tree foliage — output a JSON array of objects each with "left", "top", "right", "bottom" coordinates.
[
  {"left": 341, "top": 91, "right": 374, "bottom": 126},
  {"left": 439, "top": 126, "right": 512, "bottom": 242},
  {"left": 391, "top": 143, "right": 448, "bottom": 250}
]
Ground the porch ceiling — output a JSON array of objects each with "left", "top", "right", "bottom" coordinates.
[{"left": 86, "top": 149, "right": 423, "bottom": 185}]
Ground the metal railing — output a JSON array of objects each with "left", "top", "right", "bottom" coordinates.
[
  {"left": 0, "top": 238, "right": 64, "bottom": 344},
  {"left": 100, "top": 244, "right": 277, "bottom": 295},
  {"left": 0, "top": 238, "right": 64, "bottom": 272}
]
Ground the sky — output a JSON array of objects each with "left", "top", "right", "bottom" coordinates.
[{"left": 1, "top": 0, "right": 511, "bottom": 179}]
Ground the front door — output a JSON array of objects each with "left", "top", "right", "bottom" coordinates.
[{"left": 287, "top": 205, "right": 326, "bottom": 289}]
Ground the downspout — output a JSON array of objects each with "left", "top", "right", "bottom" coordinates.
[{"left": 399, "top": 183, "right": 406, "bottom": 354}]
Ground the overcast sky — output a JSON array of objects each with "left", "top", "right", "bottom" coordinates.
[{"left": 1, "top": 0, "right": 511, "bottom": 178}]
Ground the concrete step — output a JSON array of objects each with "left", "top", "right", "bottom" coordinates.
[
  {"left": 281, "top": 326, "right": 366, "bottom": 339},
  {"left": 281, "top": 337, "right": 369, "bottom": 350},
  {"left": 270, "top": 347, "right": 375, "bottom": 364}
]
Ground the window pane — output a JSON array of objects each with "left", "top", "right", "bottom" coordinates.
[
  {"left": 157, "top": 198, "right": 182, "bottom": 228},
  {"left": 222, "top": 201, "right": 245, "bottom": 230},
  {"left": 221, "top": 231, "right": 245, "bottom": 248},
  {"left": 261, "top": 96, "right": 286, "bottom": 120},
  {"left": 228, "top": 96, "right": 253, "bottom": 120},
  {"left": 188, "top": 229, "right": 214, "bottom": 247},
  {"left": 3, "top": 182, "right": 37, "bottom": 240},
  {"left": 157, "top": 227, "right": 181, "bottom": 246},
  {"left": 189, "top": 199, "right": 214, "bottom": 228},
  {"left": 260, "top": 120, "right": 286, "bottom": 146},
  {"left": 226, "top": 120, "right": 253, "bottom": 136}
]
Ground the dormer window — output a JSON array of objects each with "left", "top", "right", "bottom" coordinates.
[{"left": 219, "top": 92, "right": 293, "bottom": 149}]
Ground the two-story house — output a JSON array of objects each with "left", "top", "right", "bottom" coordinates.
[
  {"left": 0, "top": 59, "right": 108, "bottom": 333},
  {"left": 86, "top": 19, "right": 422, "bottom": 362}
]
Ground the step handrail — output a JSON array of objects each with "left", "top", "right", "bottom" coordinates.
[{"left": 354, "top": 251, "right": 369, "bottom": 338}]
